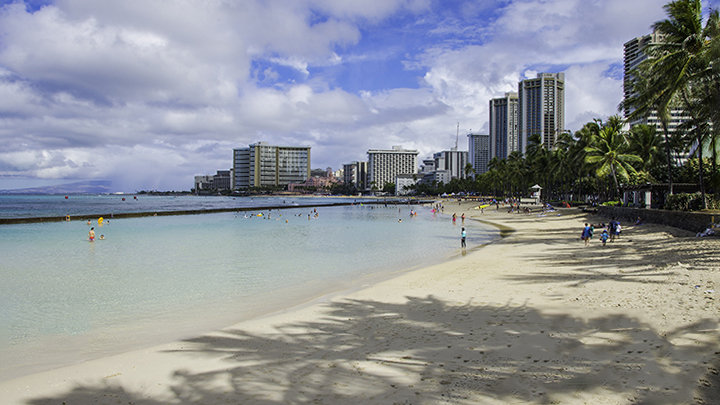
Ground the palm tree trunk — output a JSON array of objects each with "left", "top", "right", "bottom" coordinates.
[
  {"left": 698, "top": 144, "right": 707, "bottom": 209},
  {"left": 611, "top": 162, "right": 620, "bottom": 201},
  {"left": 661, "top": 120, "right": 674, "bottom": 195}
]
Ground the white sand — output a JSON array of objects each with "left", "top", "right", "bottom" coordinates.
[{"left": 2, "top": 204, "right": 719, "bottom": 404}]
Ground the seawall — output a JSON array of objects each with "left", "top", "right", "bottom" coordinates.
[
  {"left": 597, "top": 206, "right": 718, "bottom": 234},
  {"left": 0, "top": 200, "right": 436, "bottom": 225}
]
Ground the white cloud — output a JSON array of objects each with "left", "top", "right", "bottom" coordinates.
[{"left": 0, "top": 0, "right": 681, "bottom": 191}]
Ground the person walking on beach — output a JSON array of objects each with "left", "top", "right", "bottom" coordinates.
[
  {"left": 461, "top": 227, "right": 466, "bottom": 249},
  {"left": 600, "top": 229, "right": 609, "bottom": 246},
  {"left": 608, "top": 218, "right": 618, "bottom": 242},
  {"left": 581, "top": 223, "right": 591, "bottom": 246},
  {"left": 88, "top": 227, "right": 95, "bottom": 242}
]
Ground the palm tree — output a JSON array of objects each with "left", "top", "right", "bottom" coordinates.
[
  {"left": 486, "top": 157, "right": 504, "bottom": 197},
  {"left": 620, "top": 0, "right": 712, "bottom": 197},
  {"left": 464, "top": 163, "right": 475, "bottom": 180},
  {"left": 627, "top": 124, "right": 665, "bottom": 172},
  {"left": 506, "top": 151, "right": 527, "bottom": 197},
  {"left": 584, "top": 117, "right": 643, "bottom": 197}
]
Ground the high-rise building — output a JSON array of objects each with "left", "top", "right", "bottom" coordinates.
[
  {"left": 489, "top": 92, "right": 519, "bottom": 159},
  {"left": 233, "top": 142, "right": 310, "bottom": 189},
  {"left": 343, "top": 161, "right": 368, "bottom": 191},
  {"left": 467, "top": 133, "right": 490, "bottom": 175},
  {"left": 518, "top": 73, "right": 565, "bottom": 152},
  {"left": 367, "top": 146, "right": 418, "bottom": 190},
  {"left": 433, "top": 149, "right": 468, "bottom": 179},
  {"left": 623, "top": 31, "right": 688, "bottom": 134}
]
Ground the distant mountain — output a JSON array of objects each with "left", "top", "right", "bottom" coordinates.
[{"left": 0, "top": 180, "right": 113, "bottom": 195}]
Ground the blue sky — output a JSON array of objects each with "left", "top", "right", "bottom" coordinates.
[{"left": 0, "top": 0, "right": 715, "bottom": 192}]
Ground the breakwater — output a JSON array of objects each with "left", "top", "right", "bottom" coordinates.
[{"left": 0, "top": 200, "right": 435, "bottom": 225}]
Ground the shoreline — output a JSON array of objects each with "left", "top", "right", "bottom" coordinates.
[{"left": 2, "top": 203, "right": 720, "bottom": 404}]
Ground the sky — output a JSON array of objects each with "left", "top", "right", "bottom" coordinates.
[{"left": 0, "top": 0, "right": 717, "bottom": 192}]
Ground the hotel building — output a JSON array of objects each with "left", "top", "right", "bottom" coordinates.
[
  {"left": 233, "top": 142, "right": 310, "bottom": 189},
  {"left": 342, "top": 161, "right": 368, "bottom": 191},
  {"left": 367, "top": 146, "right": 419, "bottom": 190},
  {"left": 467, "top": 133, "right": 491, "bottom": 175},
  {"left": 518, "top": 73, "right": 565, "bottom": 152},
  {"left": 194, "top": 170, "right": 232, "bottom": 194},
  {"left": 433, "top": 149, "right": 469, "bottom": 179},
  {"left": 623, "top": 31, "right": 688, "bottom": 134},
  {"left": 489, "top": 92, "right": 519, "bottom": 159}
]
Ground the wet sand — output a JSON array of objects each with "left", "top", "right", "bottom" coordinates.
[{"left": 2, "top": 203, "right": 719, "bottom": 404}]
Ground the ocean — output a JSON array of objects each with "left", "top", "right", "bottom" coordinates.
[{"left": 0, "top": 195, "right": 497, "bottom": 382}]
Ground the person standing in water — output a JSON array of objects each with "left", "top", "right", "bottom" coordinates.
[
  {"left": 88, "top": 227, "right": 95, "bottom": 242},
  {"left": 461, "top": 227, "right": 466, "bottom": 249}
]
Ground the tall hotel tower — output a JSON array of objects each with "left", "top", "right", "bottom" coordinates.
[
  {"left": 518, "top": 73, "right": 565, "bottom": 153},
  {"left": 489, "top": 92, "right": 519, "bottom": 159},
  {"left": 623, "top": 31, "right": 687, "bottom": 131},
  {"left": 467, "top": 133, "right": 490, "bottom": 175}
]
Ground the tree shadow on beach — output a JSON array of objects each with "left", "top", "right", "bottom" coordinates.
[
  {"left": 27, "top": 296, "right": 720, "bottom": 404},
  {"left": 499, "top": 218, "right": 720, "bottom": 288}
]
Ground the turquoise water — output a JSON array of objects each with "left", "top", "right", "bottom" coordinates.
[{"left": 0, "top": 203, "right": 496, "bottom": 381}]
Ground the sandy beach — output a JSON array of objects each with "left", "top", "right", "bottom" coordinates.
[{"left": 2, "top": 203, "right": 719, "bottom": 404}]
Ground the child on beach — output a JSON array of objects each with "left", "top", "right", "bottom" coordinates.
[{"left": 600, "top": 230, "right": 608, "bottom": 246}]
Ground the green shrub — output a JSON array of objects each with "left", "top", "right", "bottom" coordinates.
[{"left": 601, "top": 200, "right": 622, "bottom": 206}]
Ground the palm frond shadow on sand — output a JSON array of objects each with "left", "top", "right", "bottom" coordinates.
[{"left": 27, "top": 296, "right": 720, "bottom": 404}]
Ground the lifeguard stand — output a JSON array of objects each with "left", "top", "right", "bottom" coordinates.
[{"left": 530, "top": 184, "right": 542, "bottom": 204}]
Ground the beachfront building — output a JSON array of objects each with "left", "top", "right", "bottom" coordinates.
[
  {"left": 395, "top": 174, "right": 419, "bottom": 196},
  {"left": 623, "top": 31, "right": 689, "bottom": 160},
  {"left": 489, "top": 92, "right": 519, "bottom": 160},
  {"left": 233, "top": 142, "right": 311, "bottom": 189},
  {"left": 343, "top": 161, "right": 368, "bottom": 191},
  {"left": 194, "top": 170, "right": 232, "bottom": 194},
  {"left": 367, "top": 146, "right": 419, "bottom": 191},
  {"left": 424, "top": 169, "right": 452, "bottom": 185},
  {"left": 194, "top": 175, "right": 213, "bottom": 193},
  {"left": 433, "top": 149, "right": 469, "bottom": 179},
  {"left": 518, "top": 73, "right": 565, "bottom": 153},
  {"left": 467, "top": 133, "right": 491, "bottom": 175}
]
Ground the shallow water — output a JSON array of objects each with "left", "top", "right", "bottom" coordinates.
[{"left": 0, "top": 202, "right": 496, "bottom": 381}]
